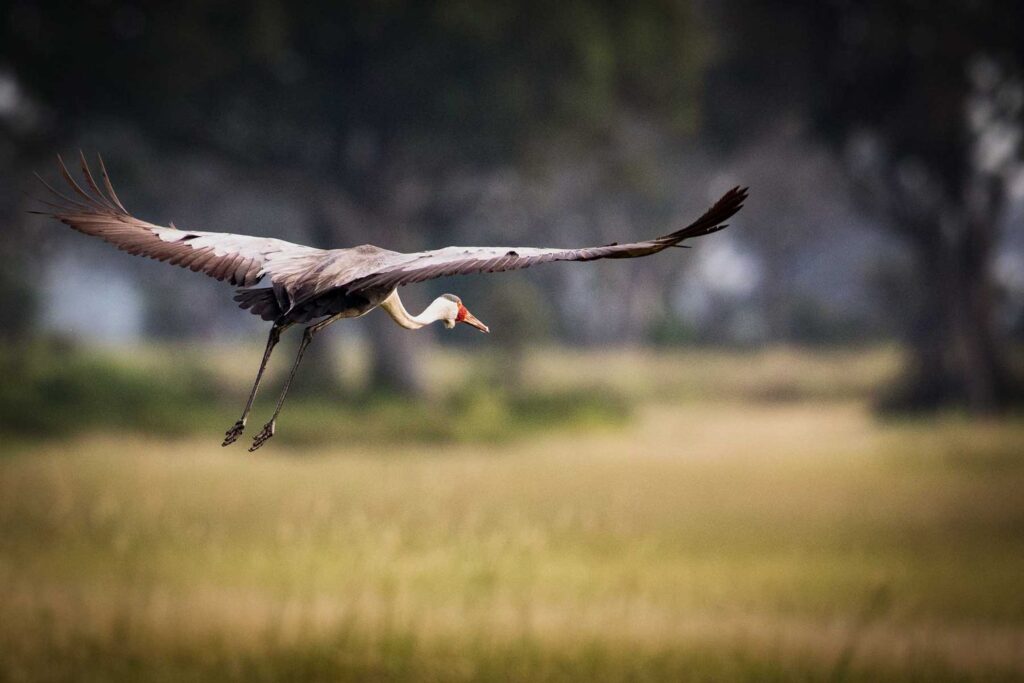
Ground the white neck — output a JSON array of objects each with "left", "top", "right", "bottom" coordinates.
[{"left": 378, "top": 290, "right": 450, "bottom": 330}]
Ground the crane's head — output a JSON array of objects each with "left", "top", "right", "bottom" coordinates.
[{"left": 439, "top": 294, "right": 489, "bottom": 333}]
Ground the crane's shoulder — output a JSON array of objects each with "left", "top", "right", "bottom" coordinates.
[
  {"left": 325, "top": 243, "right": 404, "bottom": 270},
  {"left": 279, "top": 244, "right": 405, "bottom": 298},
  {"left": 348, "top": 243, "right": 397, "bottom": 256}
]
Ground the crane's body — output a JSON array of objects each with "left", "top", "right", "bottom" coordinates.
[{"left": 38, "top": 153, "right": 747, "bottom": 450}]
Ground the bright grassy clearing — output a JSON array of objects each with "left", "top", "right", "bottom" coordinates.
[{"left": 2, "top": 377, "right": 1023, "bottom": 681}]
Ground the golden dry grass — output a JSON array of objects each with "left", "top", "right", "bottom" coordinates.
[{"left": 1, "top": 348, "right": 1023, "bottom": 680}]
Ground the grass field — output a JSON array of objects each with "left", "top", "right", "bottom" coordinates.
[{"left": 1, "top": 347, "right": 1023, "bottom": 681}]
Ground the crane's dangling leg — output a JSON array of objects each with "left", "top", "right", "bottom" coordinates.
[
  {"left": 250, "top": 314, "right": 342, "bottom": 452},
  {"left": 222, "top": 321, "right": 293, "bottom": 446}
]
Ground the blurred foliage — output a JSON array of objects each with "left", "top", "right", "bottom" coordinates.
[
  {"left": 286, "top": 385, "right": 630, "bottom": 447},
  {"left": 502, "top": 345, "right": 901, "bottom": 405},
  {"left": 0, "top": 339, "right": 222, "bottom": 438},
  {"left": 0, "top": 273, "right": 38, "bottom": 343},
  {"left": 646, "top": 314, "right": 701, "bottom": 348},
  {"left": 0, "top": 341, "right": 628, "bottom": 445},
  {"left": 785, "top": 298, "right": 878, "bottom": 348},
  {"left": 4, "top": 0, "right": 709, "bottom": 163},
  {"left": 474, "top": 279, "right": 552, "bottom": 388}
]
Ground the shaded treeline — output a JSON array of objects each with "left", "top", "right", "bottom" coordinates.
[
  {"left": 2, "top": 0, "right": 1022, "bottom": 411},
  {"left": 708, "top": 0, "right": 1024, "bottom": 411}
]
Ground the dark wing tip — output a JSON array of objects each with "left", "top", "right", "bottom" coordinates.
[{"left": 665, "top": 185, "right": 749, "bottom": 243}]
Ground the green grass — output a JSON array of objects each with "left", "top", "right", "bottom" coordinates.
[{"left": 1, "top": 347, "right": 1023, "bottom": 680}]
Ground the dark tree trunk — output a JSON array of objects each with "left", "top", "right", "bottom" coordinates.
[
  {"left": 0, "top": 191, "right": 41, "bottom": 343},
  {"left": 361, "top": 210, "right": 428, "bottom": 398},
  {"left": 0, "top": 146, "right": 56, "bottom": 343},
  {"left": 365, "top": 310, "right": 427, "bottom": 397},
  {"left": 881, "top": 208, "right": 1018, "bottom": 413}
]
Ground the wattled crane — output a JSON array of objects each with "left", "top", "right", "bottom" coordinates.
[{"left": 37, "top": 154, "right": 747, "bottom": 450}]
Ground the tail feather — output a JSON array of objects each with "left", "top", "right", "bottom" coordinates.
[{"left": 234, "top": 288, "right": 282, "bottom": 321}]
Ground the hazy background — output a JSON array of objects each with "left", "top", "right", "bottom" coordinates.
[{"left": 1, "top": 1, "right": 1023, "bottom": 680}]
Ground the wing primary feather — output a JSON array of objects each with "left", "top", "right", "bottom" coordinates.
[
  {"left": 34, "top": 172, "right": 94, "bottom": 211},
  {"left": 37, "top": 154, "right": 325, "bottom": 318},
  {"left": 77, "top": 151, "right": 118, "bottom": 213},
  {"left": 27, "top": 194, "right": 82, "bottom": 213},
  {"left": 56, "top": 154, "right": 108, "bottom": 212},
  {"left": 96, "top": 153, "right": 129, "bottom": 214}
]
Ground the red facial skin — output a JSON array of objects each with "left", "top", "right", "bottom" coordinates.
[{"left": 455, "top": 302, "right": 489, "bottom": 332}]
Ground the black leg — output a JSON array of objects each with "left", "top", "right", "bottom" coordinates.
[
  {"left": 222, "top": 321, "right": 292, "bottom": 446},
  {"left": 250, "top": 315, "right": 340, "bottom": 451}
]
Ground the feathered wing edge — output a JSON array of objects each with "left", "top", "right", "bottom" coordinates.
[
  {"left": 345, "top": 186, "right": 749, "bottom": 292},
  {"left": 32, "top": 153, "right": 315, "bottom": 291},
  {"left": 656, "top": 185, "right": 748, "bottom": 243},
  {"left": 32, "top": 152, "right": 131, "bottom": 219},
  {"left": 34, "top": 155, "right": 748, "bottom": 320},
  {"left": 592, "top": 185, "right": 749, "bottom": 259}
]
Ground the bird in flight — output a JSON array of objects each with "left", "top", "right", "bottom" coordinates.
[{"left": 37, "top": 153, "right": 747, "bottom": 451}]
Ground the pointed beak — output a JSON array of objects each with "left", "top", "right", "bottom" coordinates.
[{"left": 460, "top": 309, "right": 489, "bottom": 333}]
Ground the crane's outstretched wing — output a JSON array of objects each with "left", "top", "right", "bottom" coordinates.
[
  {"left": 39, "top": 154, "right": 746, "bottom": 322},
  {"left": 37, "top": 154, "right": 327, "bottom": 289},
  {"left": 343, "top": 186, "right": 748, "bottom": 294}
]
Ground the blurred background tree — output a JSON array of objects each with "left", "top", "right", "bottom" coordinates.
[
  {"left": 709, "top": 0, "right": 1024, "bottom": 412},
  {"left": 478, "top": 278, "right": 551, "bottom": 390}
]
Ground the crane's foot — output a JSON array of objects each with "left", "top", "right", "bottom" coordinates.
[
  {"left": 222, "top": 419, "right": 247, "bottom": 446},
  {"left": 249, "top": 420, "right": 276, "bottom": 452}
]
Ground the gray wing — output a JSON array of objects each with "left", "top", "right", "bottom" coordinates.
[
  {"left": 344, "top": 186, "right": 748, "bottom": 293},
  {"left": 37, "top": 153, "right": 328, "bottom": 289}
]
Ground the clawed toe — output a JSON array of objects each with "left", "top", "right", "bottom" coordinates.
[
  {"left": 249, "top": 421, "right": 276, "bottom": 452},
  {"left": 222, "top": 419, "right": 246, "bottom": 446}
]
